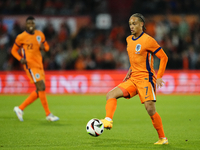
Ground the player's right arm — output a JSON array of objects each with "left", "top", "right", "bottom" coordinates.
[
  {"left": 123, "top": 68, "right": 132, "bottom": 82},
  {"left": 123, "top": 36, "right": 132, "bottom": 82},
  {"left": 11, "top": 35, "right": 27, "bottom": 65}
]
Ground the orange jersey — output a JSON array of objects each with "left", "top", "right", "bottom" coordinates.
[
  {"left": 126, "top": 32, "right": 168, "bottom": 81},
  {"left": 11, "top": 30, "right": 49, "bottom": 69}
]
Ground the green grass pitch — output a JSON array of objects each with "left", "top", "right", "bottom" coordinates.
[{"left": 0, "top": 94, "right": 199, "bottom": 150}]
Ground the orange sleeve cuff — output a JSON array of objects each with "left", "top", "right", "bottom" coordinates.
[
  {"left": 43, "top": 41, "right": 49, "bottom": 52},
  {"left": 155, "top": 49, "right": 168, "bottom": 78},
  {"left": 11, "top": 44, "right": 22, "bottom": 61}
]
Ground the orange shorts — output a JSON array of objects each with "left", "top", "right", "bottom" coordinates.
[
  {"left": 118, "top": 78, "right": 156, "bottom": 104},
  {"left": 25, "top": 68, "right": 45, "bottom": 83}
]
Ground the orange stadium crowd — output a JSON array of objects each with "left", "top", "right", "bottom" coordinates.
[{"left": 0, "top": 0, "right": 200, "bottom": 71}]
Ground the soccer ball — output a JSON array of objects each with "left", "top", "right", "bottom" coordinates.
[{"left": 86, "top": 119, "right": 104, "bottom": 137}]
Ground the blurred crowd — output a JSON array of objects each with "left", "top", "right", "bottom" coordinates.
[
  {"left": 0, "top": 0, "right": 107, "bottom": 16},
  {"left": 146, "top": 15, "right": 200, "bottom": 70},
  {"left": 1, "top": 0, "right": 200, "bottom": 16},
  {"left": 0, "top": 0, "right": 200, "bottom": 70}
]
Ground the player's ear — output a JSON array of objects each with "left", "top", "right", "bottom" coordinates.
[{"left": 140, "top": 22, "right": 144, "bottom": 28}]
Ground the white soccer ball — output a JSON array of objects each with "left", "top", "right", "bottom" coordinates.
[{"left": 86, "top": 119, "right": 104, "bottom": 137}]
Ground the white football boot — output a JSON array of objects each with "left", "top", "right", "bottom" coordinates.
[
  {"left": 14, "top": 106, "right": 24, "bottom": 121},
  {"left": 46, "top": 113, "right": 59, "bottom": 122}
]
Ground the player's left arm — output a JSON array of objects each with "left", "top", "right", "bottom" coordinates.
[
  {"left": 155, "top": 49, "right": 168, "bottom": 88},
  {"left": 147, "top": 36, "right": 168, "bottom": 88},
  {"left": 40, "top": 41, "right": 49, "bottom": 52},
  {"left": 40, "top": 31, "right": 49, "bottom": 52}
]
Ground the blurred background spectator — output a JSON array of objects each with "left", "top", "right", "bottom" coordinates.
[{"left": 0, "top": 0, "right": 200, "bottom": 71}]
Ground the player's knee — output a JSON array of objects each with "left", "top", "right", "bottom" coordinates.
[
  {"left": 36, "top": 81, "right": 46, "bottom": 91},
  {"left": 106, "top": 91, "right": 117, "bottom": 100},
  {"left": 106, "top": 87, "right": 123, "bottom": 100},
  {"left": 106, "top": 91, "right": 113, "bottom": 100},
  {"left": 106, "top": 92, "right": 111, "bottom": 100},
  {"left": 39, "top": 84, "right": 45, "bottom": 91},
  {"left": 37, "top": 87, "right": 45, "bottom": 91},
  {"left": 38, "top": 86, "right": 45, "bottom": 91},
  {"left": 146, "top": 107, "right": 156, "bottom": 116}
]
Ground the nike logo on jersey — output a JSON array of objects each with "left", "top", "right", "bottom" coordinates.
[{"left": 145, "top": 96, "right": 150, "bottom": 99}]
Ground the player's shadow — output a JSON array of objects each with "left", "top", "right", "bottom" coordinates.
[
  {"left": 85, "top": 138, "right": 136, "bottom": 148},
  {"left": 38, "top": 120, "right": 70, "bottom": 126},
  {"left": 84, "top": 138, "right": 183, "bottom": 150}
]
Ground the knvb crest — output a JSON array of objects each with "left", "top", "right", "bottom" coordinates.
[
  {"left": 36, "top": 36, "right": 41, "bottom": 44},
  {"left": 35, "top": 73, "right": 40, "bottom": 79},
  {"left": 135, "top": 44, "right": 141, "bottom": 54}
]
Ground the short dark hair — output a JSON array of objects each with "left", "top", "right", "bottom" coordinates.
[
  {"left": 26, "top": 16, "right": 35, "bottom": 22},
  {"left": 131, "top": 13, "right": 146, "bottom": 30}
]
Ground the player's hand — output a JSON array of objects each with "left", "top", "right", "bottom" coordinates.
[
  {"left": 123, "top": 75, "right": 129, "bottom": 82},
  {"left": 156, "top": 78, "right": 165, "bottom": 89},
  {"left": 40, "top": 43, "right": 45, "bottom": 51},
  {"left": 123, "top": 73, "right": 131, "bottom": 82},
  {"left": 123, "top": 69, "right": 132, "bottom": 82},
  {"left": 20, "top": 58, "right": 27, "bottom": 64}
]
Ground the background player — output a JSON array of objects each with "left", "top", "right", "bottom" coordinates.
[
  {"left": 101, "top": 13, "right": 168, "bottom": 144},
  {"left": 11, "top": 16, "right": 59, "bottom": 122}
]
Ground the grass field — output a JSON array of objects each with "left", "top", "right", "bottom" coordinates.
[{"left": 0, "top": 94, "right": 199, "bottom": 150}]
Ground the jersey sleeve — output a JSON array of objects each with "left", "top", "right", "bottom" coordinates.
[
  {"left": 11, "top": 35, "right": 22, "bottom": 61},
  {"left": 40, "top": 31, "right": 49, "bottom": 52},
  {"left": 126, "top": 36, "right": 129, "bottom": 42},
  {"left": 43, "top": 41, "right": 49, "bottom": 52},
  {"left": 147, "top": 36, "right": 168, "bottom": 78},
  {"left": 155, "top": 49, "right": 168, "bottom": 78},
  {"left": 146, "top": 36, "right": 161, "bottom": 53},
  {"left": 40, "top": 31, "right": 46, "bottom": 43},
  {"left": 126, "top": 35, "right": 131, "bottom": 51},
  {"left": 15, "top": 35, "right": 22, "bottom": 47}
]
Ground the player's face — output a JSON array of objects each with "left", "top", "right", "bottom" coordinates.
[
  {"left": 26, "top": 20, "right": 35, "bottom": 33},
  {"left": 129, "top": 17, "right": 143, "bottom": 35}
]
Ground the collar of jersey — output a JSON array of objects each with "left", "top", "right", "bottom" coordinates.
[
  {"left": 132, "top": 32, "right": 144, "bottom": 41},
  {"left": 25, "top": 30, "right": 35, "bottom": 35}
]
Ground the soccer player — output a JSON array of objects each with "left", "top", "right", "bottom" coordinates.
[
  {"left": 101, "top": 13, "right": 168, "bottom": 144},
  {"left": 11, "top": 16, "right": 59, "bottom": 122}
]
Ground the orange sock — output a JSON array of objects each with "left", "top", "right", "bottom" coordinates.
[
  {"left": 38, "top": 91, "right": 51, "bottom": 116},
  {"left": 19, "top": 91, "right": 38, "bottom": 110},
  {"left": 105, "top": 98, "right": 117, "bottom": 119},
  {"left": 150, "top": 112, "right": 165, "bottom": 138}
]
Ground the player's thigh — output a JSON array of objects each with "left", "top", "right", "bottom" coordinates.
[
  {"left": 118, "top": 79, "right": 137, "bottom": 99},
  {"left": 25, "top": 68, "right": 45, "bottom": 83},
  {"left": 136, "top": 80, "right": 156, "bottom": 104},
  {"left": 35, "top": 80, "right": 45, "bottom": 91},
  {"left": 106, "top": 86, "right": 124, "bottom": 100}
]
